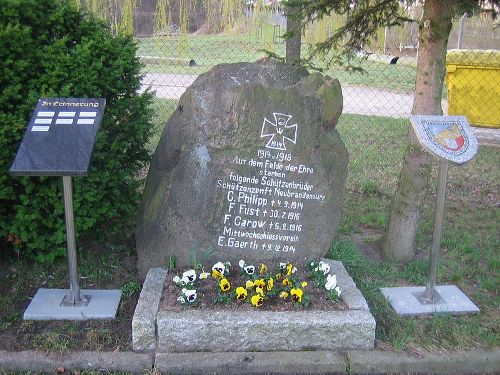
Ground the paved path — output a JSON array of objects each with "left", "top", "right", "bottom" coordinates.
[
  {"left": 1, "top": 349, "right": 499, "bottom": 374},
  {"left": 141, "top": 73, "right": 499, "bottom": 146}
]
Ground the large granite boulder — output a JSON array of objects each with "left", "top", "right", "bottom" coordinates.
[{"left": 136, "top": 59, "right": 348, "bottom": 276}]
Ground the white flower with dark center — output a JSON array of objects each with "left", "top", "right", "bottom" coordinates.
[
  {"left": 238, "top": 260, "right": 246, "bottom": 268},
  {"left": 279, "top": 262, "right": 287, "bottom": 271},
  {"left": 182, "top": 269, "right": 196, "bottom": 283},
  {"left": 172, "top": 276, "right": 181, "bottom": 284},
  {"left": 212, "top": 262, "right": 225, "bottom": 275},
  {"left": 184, "top": 289, "right": 197, "bottom": 303},
  {"left": 315, "top": 261, "right": 331, "bottom": 275},
  {"left": 177, "top": 296, "right": 186, "bottom": 304},
  {"left": 325, "top": 274, "right": 337, "bottom": 291},
  {"left": 181, "top": 275, "right": 190, "bottom": 285},
  {"left": 244, "top": 265, "right": 256, "bottom": 275}
]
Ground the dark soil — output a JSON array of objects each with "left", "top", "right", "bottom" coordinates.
[{"left": 161, "top": 265, "right": 348, "bottom": 312}]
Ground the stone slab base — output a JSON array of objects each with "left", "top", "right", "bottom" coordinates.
[
  {"left": 380, "top": 285, "right": 480, "bottom": 316},
  {"left": 141, "top": 260, "right": 375, "bottom": 352},
  {"left": 157, "top": 309, "right": 375, "bottom": 352},
  {"left": 23, "top": 288, "right": 121, "bottom": 320},
  {"left": 132, "top": 267, "right": 168, "bottom": 351}
]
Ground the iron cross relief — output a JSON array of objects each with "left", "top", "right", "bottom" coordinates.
[{"left": 260, "top": 113, "right": 297, "bottom": 151}]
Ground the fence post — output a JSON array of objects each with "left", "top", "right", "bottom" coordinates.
[{"left": 285, "top": 4, "right": 301, "bottom": 64}]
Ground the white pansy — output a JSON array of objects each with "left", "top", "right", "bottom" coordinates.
[
  {"left": 315, "top": 261, "right": 331, "bottom": 275},
  {"left": 184, "top": 289, "right": 197, "bottom": 302},
  {"left": 199, "top": 271, "right": 209, "bottom": 279},
  {"left": 172, "top": 276, "right": 181, "bottom": 284},
  {"left": 279, "top": 262, "right": 287, "bottom": 271},
  {"left": 325, "top": 274, "right": 337, "bottom": 291},
  {"left": 212, "top": 261, "right": 225, "bottom": 274},
  {"left": 238, "top": 260, "right": 246, "bottom": 268},
  {"left": 244, "top": 265, "right": 256, "bottom": 275},
  {"left": 182, "top": 269, "right": 196, "bottom": 283},
  {"left": 180, "top": 275, "right": 190, "bottom": 285},
  {"left": 291, "top": 267, "right": 297, "bottom": 274},
  {"left": 334, "top": 286, "right": 342, "bottom": 297},
  {"left": 177, "top": 296, "right": 186, "bottom": 304}
]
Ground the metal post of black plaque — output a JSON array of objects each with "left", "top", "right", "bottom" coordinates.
[
  {"left": 380, "top": 115, "right": 480, "bottom": 316},
  {"left": 60, "top": 176, "right": 89, "bottom": 306},
  {"left": 10, "top": 98, "right": 121, "bottom": 320}
]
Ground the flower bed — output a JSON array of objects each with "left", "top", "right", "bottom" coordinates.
[
  {"left": 161, "top": 260, "right": 347, "bottom": 312},
  {"left": 143, "top": 259, "right": 376, "bottom": 353}
]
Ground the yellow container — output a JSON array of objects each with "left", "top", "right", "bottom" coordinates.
[{"left": 446, "top": 49, "right": 500, "bottom": 128}]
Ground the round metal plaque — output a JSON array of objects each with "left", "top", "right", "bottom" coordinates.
[{"left": 410, "top": 115, "right": 478, "bottom": 165}]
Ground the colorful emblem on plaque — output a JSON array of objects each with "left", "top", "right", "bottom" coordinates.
[
  {"left": 410, "top": 115, "right": 478, "bottom": 165},
  {"left": 260, "top": 113, "right": 297, "bottom": 151},
  {"left": 425, "top": 122, "right": 467, "bottom": 153}
]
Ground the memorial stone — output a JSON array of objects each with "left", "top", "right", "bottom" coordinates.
[{"left": 136, "top": 60, "right": 348, "bottom": 275}]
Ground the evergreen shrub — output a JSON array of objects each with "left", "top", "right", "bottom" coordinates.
[{"left": 0, "top": 0, "right": 155, "bottom": 261}]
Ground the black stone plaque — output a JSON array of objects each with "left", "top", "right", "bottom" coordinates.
[{"left": 10, "top": 98, "right": 106, "bottom": 176}]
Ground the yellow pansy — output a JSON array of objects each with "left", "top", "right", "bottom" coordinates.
[
  {"left": 256, "top": 287, "right": 265, "bottom": 296},
  {"left": 290, "top": 288, "right": 303, "bottom": 303},
  {"left": 301, "top": 281, "right": 308, "bottom": 288},
  {"left": 219, "top": 278, "right": 231, "bottom": 292},
  {"left": 267, "top": 277, "right": 274, "bottom": 291},
  {"left": 279, "top": 291, "right": 289, "bottom": 299},
  {"left": 254, "top": 278, "right": 266, "bottom": 288},
  {"left": 251, "top": 294, "right": 264, "bottom": 307},
  {"left": 235, "top": 286, "right": 248, "bottom": 301},
  {"left": 245, "top": 280, "right": 254, "bottom": 289},
  {"left": 282, "top": 278, "right": 292, "bottom": 287},
  {"left": 275, "top": 273, "right": 282, "bottom": 281},
  {"left": 212, "top": 269, "right": 223, "bottom": 279},
  {"left": 259, "top": 263, "right": 268, "bottom": 274}
]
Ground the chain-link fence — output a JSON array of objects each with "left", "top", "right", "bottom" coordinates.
[{"left": 137, "top": 35, "right": 499, "bottom": 195}]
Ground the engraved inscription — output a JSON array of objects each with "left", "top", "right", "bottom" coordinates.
[{"left": 216, "top": 113, "right": 325, "bottom": 255}]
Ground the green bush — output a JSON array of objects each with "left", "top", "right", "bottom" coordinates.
[{"left": 0, "top": 0, "right": 155, "bottom": 261}]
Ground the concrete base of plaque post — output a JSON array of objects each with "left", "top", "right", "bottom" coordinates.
[
  {"left": 380, "top": 285, "right": 479, "bottom": 316},
  {"left": 23, "top": 289, "right": 122, "bottom": 320}
]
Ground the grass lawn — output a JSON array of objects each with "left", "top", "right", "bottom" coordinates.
[{"left": 148, "top": 98, "right": 178, "bottom": 152}]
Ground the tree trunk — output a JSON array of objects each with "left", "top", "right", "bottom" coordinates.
[
  {"left": 285, "top": 4, "right": 301, "bottom": 63},
  {"left": 382, "top": 0, "right": 454, "bottom": 263}
]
